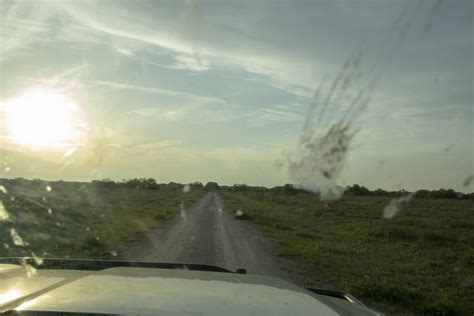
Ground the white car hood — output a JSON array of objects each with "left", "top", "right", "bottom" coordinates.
[{"left": 0, "top": 263, "right": 379, "bottom": 315}]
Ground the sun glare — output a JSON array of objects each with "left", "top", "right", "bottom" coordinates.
[{"left": 3, "top": 87, "right": 87, "bottom": 150}]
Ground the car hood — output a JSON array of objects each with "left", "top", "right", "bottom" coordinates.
[{"left": 0, "top": 262, "right": 380, "bottom": 315}]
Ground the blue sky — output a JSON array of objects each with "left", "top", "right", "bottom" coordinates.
[{"left": 0, "top": 0, "right": 472, "bottom": 192}]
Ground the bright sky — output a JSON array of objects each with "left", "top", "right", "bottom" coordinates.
[{"left": 0, "top": 0, "right": 472, "bottom": 192}]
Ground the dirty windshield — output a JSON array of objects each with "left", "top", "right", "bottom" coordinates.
[{"left": 0, "top": 0, "right": 473, "bottom": 315}]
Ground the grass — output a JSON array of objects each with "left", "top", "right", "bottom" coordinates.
[
  {"left": 0, "top": 179, "right": 204, "bottom": 259},
  {"left": 222, "top": 191, "right": 474, "bottom": 316}
]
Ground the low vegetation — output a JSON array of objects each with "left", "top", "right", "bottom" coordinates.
[
  {"left": 221, "top": 188, "right": 473, "bottom": 316},
  {"left": 0, "top": 178, "right": 204, "bottom": 258}
]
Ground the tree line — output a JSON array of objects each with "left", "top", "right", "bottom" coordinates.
[
  {"left": 1, "top": 177, "right": 472, "bottom": 200},
  {"left": 221, "top": 183, "right": 473, "bottom": 199}
]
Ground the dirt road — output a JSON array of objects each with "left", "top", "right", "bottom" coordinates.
[{"left": 121, "top": 192, "right": 298, "bottom": 279}]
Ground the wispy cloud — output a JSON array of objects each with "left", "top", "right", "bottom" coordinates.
[
  {"left": 115, "top": 48, "right": 134, "bottom": 57},
  {"left": 22, "top": 63, "right": 90, "bottom": 88},
  {"left": 118, "top": 139, "right": 183, "bottom": 156},
  {"left": 58, "top": 2, "right": 193, "bottom": 55},
  {"left": 129, "top": 108, "right": 180, "bottom": 121},
  {"left": 0, "top": 2, "right": 56, "bottom": 61},
  {"left": 135, "top": 53, "right": 211, "bottom": 72},
  {"left": 86, "top": 80, "right": 227, "bottom": 105},
  {"left": 172, "top": 54, "right": 211, "bottom": 72},
  {"left": 247, "top": 107, "right": 302, "bottom": 126},
  {"left": 54, "top": 0, "right": 323, "bottom": 93},
  {"left": 262, "top": 108, "right": 301, "bottom": 119}
]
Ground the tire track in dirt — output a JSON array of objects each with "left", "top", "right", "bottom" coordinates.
[{"left": 120, "top": 192, "right": 302, "bottom": 281}]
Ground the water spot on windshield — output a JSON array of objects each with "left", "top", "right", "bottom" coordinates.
[
  {"left": 63, "top": 146, "right": 79, "bottom": 158},
  {"left": 110, "top": 250, "right": 118, "bottom": 257},
  {"left": 235, "top": 210, "right": 243, "bottom": 217},
  {"left": 0, "top": 201, "right": 10, "bottom": 221},
  {"left": 459, "top": 276, "right": 474, "bottom": 289},
  {"left": 183, "top": 184, "right": 191, "bottom": 193},
  {"left": 463, "top": 175, "right": 473, "bottom": 187},
  {"left": 24, "top": 264, "right": 37, "bottom": 278},
  {"left": 185, "top": 0, "right": 205, "bottom": 67},
  {"left": 19, "top": 258, "right": 37, "bottom": 278},
  {"left": 10, "top": 228, "right": 25, "bottom": 246},
  {"left": 383, "top": 193, "right": 415, "bottom": 219},
  {"left": 31, "top": 252, "right": 43, "bottom": 265},
  {"left": 180, "top": 203, "right": 187, "bottom": 221},
  {"left": 443, "top": 144, "right": 454, "bottom": 152}
]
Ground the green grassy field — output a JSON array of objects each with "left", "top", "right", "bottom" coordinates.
[
  {"left": 221, "top": 191, "right": 474, "bottom": 315},
  {"left": 0, "top": 179, "right": 204, "bottom": 259}
]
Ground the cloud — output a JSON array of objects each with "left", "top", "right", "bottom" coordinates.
[
  {"left": 0, "top": 2, "right": 54, "bottom": 61},
  {"left": 172, "top": 54, "right": 211, "bottom": 71},
  {"left": 121, "top": 139, "right": 183, "bottom": 156},
  {"left": 7, "top": 0, "right": 468, "bottom": 104},
  {"left": 58, "top": 1, "right": 194, "bottom": 54},
  {"left": 21, "top": 63, "right": 90, "bottom": 88},
  {"left": 129, "top": 108, "right": 180, "bottom": 121},
  {"left": 246, "top": 107, "right": 302, "bottom": 127},
  {"left": 5, "top": 0, "right": 471, "bottom": 94},
  {"left": 85, "top": 80, "right": 227, "bottom": 105},
  {"left": 116, "top": 48, "right": 133, "bottom": 57},
  {"left": 50, "top": 1, "right": 323, "bottom": 93},
  {"left": 139, "top": 55, "right": 210, "bottom": 72},
  {"left": 262, "top": 108, "right": 301, "bottom": 120}
]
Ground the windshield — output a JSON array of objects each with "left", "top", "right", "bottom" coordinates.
[{"left": 0, "top": 0, "right": 472, "bottom": 315}]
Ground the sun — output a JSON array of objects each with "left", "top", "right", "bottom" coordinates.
[{"left": 3, "top": 86, "right": 87, "bottom": 150}]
